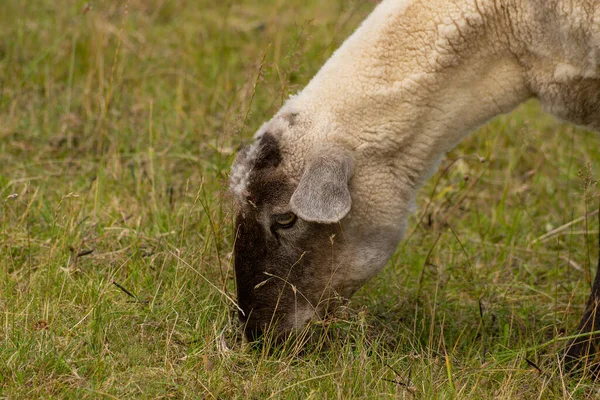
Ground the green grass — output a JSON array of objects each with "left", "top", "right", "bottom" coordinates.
[{"left": 1, "top": 0, "right": 599, "bottom": 398}]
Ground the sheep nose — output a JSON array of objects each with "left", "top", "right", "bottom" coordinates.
[{"left": 244, "top": 325, "right": 263, "bottom": 342}]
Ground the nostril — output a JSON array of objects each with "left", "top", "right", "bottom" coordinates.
[{"left": 244, "top": 325, "right": 263, "bottom": 342}]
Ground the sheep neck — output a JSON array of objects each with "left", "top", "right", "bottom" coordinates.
[
  {"left": 297, "top": 0, "right": 598, "bottom": 168},
  {"left": 301, "top": 0, "right": 530, "bottom": 172}
]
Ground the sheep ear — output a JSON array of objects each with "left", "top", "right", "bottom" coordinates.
[{"left": 290, "top": 148, "right": 353, "bottom": 224}]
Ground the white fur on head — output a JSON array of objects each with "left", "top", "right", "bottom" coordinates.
[
  {"left": 229, "top": 120, "right": 276, "bottom": 204},
  {"left": 229, "top": 139, "right": 262, "bottom": 205},
  {"left": 229, "top": 109, "right": 303, "bottom": 207}
]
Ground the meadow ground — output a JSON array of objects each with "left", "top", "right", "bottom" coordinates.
[{"left": 1, "top": 0, "right": 599, "bottom": 398}]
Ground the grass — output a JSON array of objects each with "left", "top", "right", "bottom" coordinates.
[{"left": 0, "top": 0, "right": 599, "bottom": 398}]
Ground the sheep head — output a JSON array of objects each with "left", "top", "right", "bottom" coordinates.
[{"left": 229, "top": 112, "right": 400, "bottom": 341}]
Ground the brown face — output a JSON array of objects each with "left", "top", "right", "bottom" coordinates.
[
  {"left": 234, "top": 201, "right": 342, "bottom": 341},
  {"left": 231, "top": 133, "right": 343, "bottom": 340}
]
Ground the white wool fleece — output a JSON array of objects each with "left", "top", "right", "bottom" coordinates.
[{"left": 262, "top": 0, "right": 599, "bottom": 238}]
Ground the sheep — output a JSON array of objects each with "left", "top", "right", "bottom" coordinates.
[{"left": 229, "top": 0, "right": 600, "bottom": 368}]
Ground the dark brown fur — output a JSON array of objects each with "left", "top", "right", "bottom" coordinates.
[
  {"left": 233, "top": 135, "right": 343, "bottom": 340},
  {"left": 253, "top": 132, "right": 282, "bottom": 170}
]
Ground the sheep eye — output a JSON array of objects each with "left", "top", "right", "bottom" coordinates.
[{"left": 273, "top": 212, "right": 297, "bottom": 229}]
